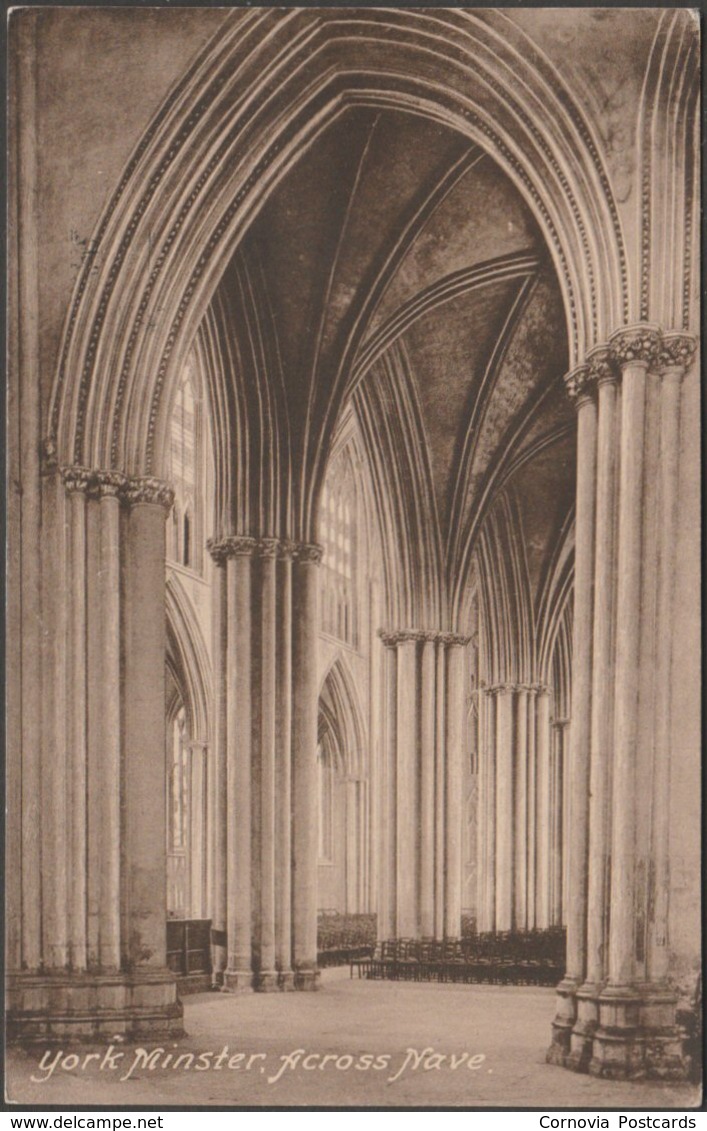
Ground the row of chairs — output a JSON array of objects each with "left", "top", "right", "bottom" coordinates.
[
  {"left": 317, "top": 912, "right": 377, "bottom": 967},
  {"left": 351, "top": 931, "right": 565, "bottom": 987}
]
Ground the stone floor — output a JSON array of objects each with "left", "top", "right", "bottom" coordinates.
[{"left": 6, "top": 969, "right": 702, "bottom": 1109}]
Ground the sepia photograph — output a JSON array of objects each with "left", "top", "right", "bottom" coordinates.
[{"left": 5, "top": 3, "right": 702, "bottom": 1111}]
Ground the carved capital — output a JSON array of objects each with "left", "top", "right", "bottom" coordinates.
[
  {"left": 60, "top": 465, "right": 131, "bottom": 499},
  {"left": 206, "top": 537, "right": 229, "bottom": 566},
  {"left": 378, "top": 628, "right": 470, "bottom": 648},
  {"left": 256, "top": 537, "right": 281, "bottom": 559},
  {"left": 122, "top": 475, "right": 174, "bottom": 509},
  {"left": 438, "top": 632, "right": 472, "bottom": 647},
  {"left": 586, "top": 345, "right": 618, "bottom": 387},
  {"left": 294, "top": 542, "right": 324, "bottom": 564},
  {"left": 97, "top": 470, "right": 130, "bottom": 500},
  {"left": 221, "top": 536, "right": 258, "bottom": 559},
  {"left": 61, "top": 465, "right": 94, "bottom": 494},
  {"left": 277, "top": 539, "right": 299, "bottom": 561},
  {"left": 609, "top": 323, "right": 661, "bottom": 370},
  {"left": 379, "top": 629, "right": 411, "bottom": 648},
  {"left": 657, "top": 331, "right": 697, "bottom": 374},
  {"left": 563, "top": 364, "right": 594, "bottom": 408}
]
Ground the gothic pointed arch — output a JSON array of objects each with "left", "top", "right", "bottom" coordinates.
[
  {"left": 48, "top": 7, "right": 629, "bottom": 524},
  {"left": 318, "top": 654, "right": 368, "bottom": 782},
  {"left": 165, "top": 571, "right": 213, "bottom": 746}
]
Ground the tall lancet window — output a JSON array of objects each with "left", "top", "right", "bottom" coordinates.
[
  {"left": 319, "top": 451, "right": 358, "bottom": 647},
  {"left": 168, "top": 360, "right": 204, "bottom": 573}
]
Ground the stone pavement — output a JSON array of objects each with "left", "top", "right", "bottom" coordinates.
[{"left": 6, "top": 969, "right": 702, "bottom": 1109}]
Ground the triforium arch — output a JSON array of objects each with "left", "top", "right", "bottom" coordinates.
[{"left": 8, "top": 8, "right": 699, "bottom": 1084}]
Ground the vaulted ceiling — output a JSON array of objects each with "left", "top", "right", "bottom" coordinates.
[{"left": 204, "top": 104, "right": 575, "bottom": 628}]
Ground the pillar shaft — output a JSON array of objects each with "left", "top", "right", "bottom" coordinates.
[
  {"left": 396, "top": 638, "right": 419, "bottom": 936},
  {"left": 434, "top": 642, "right": 446, "bottom": 937},
  {"left": 225, "top": 550, "right": 253, "bottom": 986},
  {"left": 123, "top": 498, "right": 170, "bottom": 971},
  {"left": 526, "top": 691, "right": 537, "bottom": 929},
  {"left": 210, "top": 561, "right": 228, "bottom": 983},
  {"left": 379, "top": 629, "right": 469, "bottom": 940},
  {"left": 444, "top": 643, "right": 465, "bottom": 938},
  {"left": 482, "top": 690, "right": 497, "bottom": 932},
  {"left": 585, "top": 367, "right": 618, "bottom": 988},
  {"left": 514, "top": 689, "right": 529, "bottom": 929},
  {"left": 257, "top": 549, "right": 278, "bottom": 984},
  {"left": 9, "top": 469, "right": 182, "bottom": 1042},
  {"left": 68, "top": 487, "right": 88, "bottom": 970},
  {"left": 419, "top": 640, "right": 436, "bottom": 936},
  {"left": 291, "top": 550, "right": 321, "bottom": 986},
  {"left": 565, "top": 381, "right": 597, "bottom": 983},
  {"left": 378, "top": 644, "right": 397, "bottom": 940},
  {"left": 275, "top": 550, "right": 293, "bottom": 983},
  {"left": 494, "top": 689, "right": 514, "bottom": 931},
  {"left": 649, "top": 360, "right": 683, "bottom": 982},
  {"left": 607, "top": 359, "right": 648, "bottom": 988}
]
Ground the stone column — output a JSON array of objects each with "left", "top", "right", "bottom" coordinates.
[
  {"left": 572, "top": 347, "right": 618, "bottom": 1068},
  {"left": 275, "top": 542, "right": 295, "bottom": 988},
  {"left": 291, "top": 543, "right": 322, "bottom": 989},
  {"left": 86, "top": 475, "right": 123, "bottom": 973},
  {"left": 396, "top": 636, "right": 419, "bottom": 936},
  {"left": 66, "top": 474, "right": 89, "bottom": 970},
  {"left": 590, "top": 328, "right": 694, "bottom": 1079},
  {"left": 592, "top": 328, "right": 658, "bottom": 1075},
  {"left": 8, "top": 468, "right": 185, "bottom": 1042},
  {"left": 434, "top": 640, "right": 447, "bottom": 937},
  {"left": 208, "top": 551, "right": 228, "bottom": 984},
  {"left": 419, "top": 638, "right": 436, "bottom": 936},
  {"left": 550, "top": 721, "right": 569, "bottom": 929},
  {"left": 526, "top": 688, "right": 537, "bottom": 929},
  {"left": 648, "top": 334, "right": 696, "bottom": 983},
  {"left": 345, "top": 778, "right": 359, "bottom": 914},
  {"left": 444, "top": 637, "right": 467, "bottom": 938},
  {"left": 545, "top": 325, "right": 697, "bottom": 1080},
  {"left": 378, "top": 641, "right": 397, "bottom": 941},
  {"left": 479, "top": 688, "right": 497, "bottom": 933},
  {"left": 494, "top": 686, "right": 515, "bottom": 931},
  {"left": 535, "top": 687, "right": 553, "bottom": 930},
  {"left": 549, "top": 363, "right": 597, "bottom": 1063},
  {"left": 123, "top": 478, "right": 178, "bottom": 994},
  {"left": 514, "top": 687, "right": 529, "bottom": 930},
  {"left": 255, "top": 540, "right": 279, "bottom": 990},
  {"left": 379, "top": 629, "right": 470, "bottom": 939},
  {"left": 221, "top": 537, "right": 255, "bottom": 992}
]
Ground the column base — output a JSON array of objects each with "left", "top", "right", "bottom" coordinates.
[
  {"left": 6, "top": 969, "right": 183, "bottom": 1044},
  {"left": 565, "top": 982, "right": 602, "bottom": 1073},
  {"left": 294, "top": 966, "right": 320, "bottom": 992},
  {"left": 222, "top": 969, "right": 254, "bottom": 993},
  {"left": 254, "top": 971, "right": 279, "bottom": 993},
  {"left": 278, "top": 970, "right": 295, "bottom": 991},
  {"left": 587, "top": 985, "right": 688, "bottom": 1081},
  {"left": 546, "top": 976, "right": 578, "bottom": 1066}
]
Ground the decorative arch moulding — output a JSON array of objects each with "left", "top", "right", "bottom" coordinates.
[
  {"left": 563, "top": 324, "right": 697, "bottom": 406},
  {"left": 48, "top": 8, "right": 634, "bottom": 479}
]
